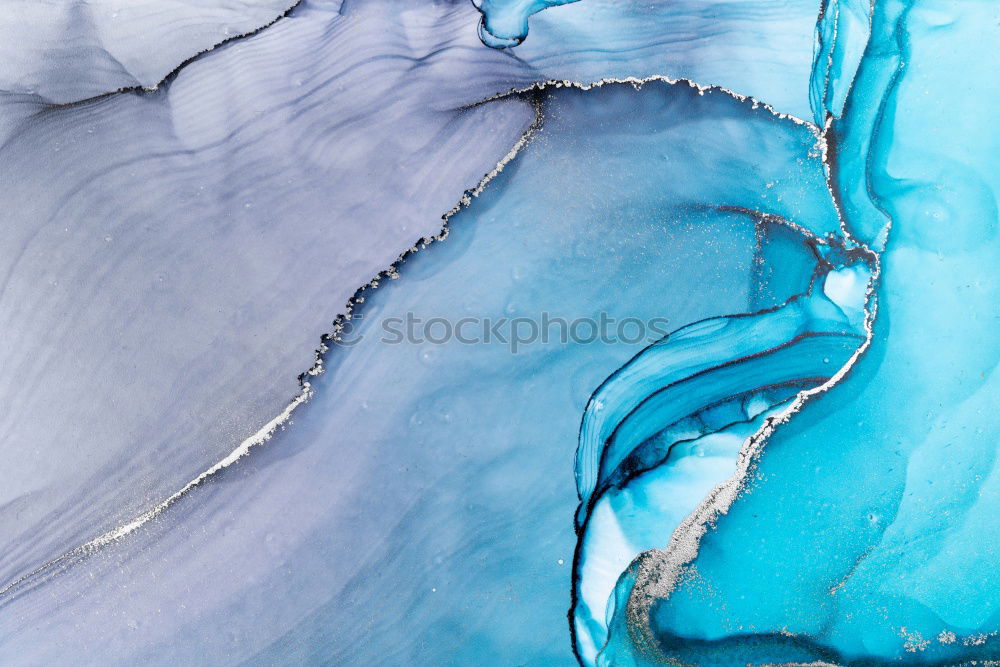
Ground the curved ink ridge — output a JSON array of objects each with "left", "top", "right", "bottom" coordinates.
[{"left": 0, "top": 0, "right": 995, "bottom": 663}]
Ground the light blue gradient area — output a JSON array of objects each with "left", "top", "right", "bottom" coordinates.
[
  {"left": 473, "top": 0, "right": 825, "bottom": 121},
  {"left": 473, "top": 0, "right": 578, "bottom": 47},
  {"left": 225, "top": 85, "right": 836, "bottom": 664},
  {"left": 600, "top": 0, "right": 999, "bottom": 664},
  {"left": 809, "top": 0, "right": 872, "bottom": 125}
]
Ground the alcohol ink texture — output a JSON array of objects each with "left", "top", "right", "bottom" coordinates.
[{"left": 0, "top": 0, "right": 995, "bottom": 665}]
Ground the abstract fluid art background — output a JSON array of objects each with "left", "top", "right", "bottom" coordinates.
[{"left": 0, "top": 0, "right": 996, "bottom": 664}]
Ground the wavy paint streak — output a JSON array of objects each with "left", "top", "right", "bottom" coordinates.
[{"left": 572, "top": 252, "right": 876, "bottom": 661}]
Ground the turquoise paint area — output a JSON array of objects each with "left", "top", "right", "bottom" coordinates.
[
  {"left": 573, "top": 260, "right": 872, "bottom": 662},
  {"left": 597, "top": 0, "right": 999, "bottom": 663},
  {"left": 473, "top": 0, "right": 580, "bottom": 47}
]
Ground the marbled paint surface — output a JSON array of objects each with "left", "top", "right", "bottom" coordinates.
[{"left": 0, "top": 0, "right": 995, "bottom": 664}]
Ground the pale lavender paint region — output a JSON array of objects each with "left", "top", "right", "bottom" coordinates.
[
  {"left": 0, "top": 0, "right": 827, "bottom": 616},
  {"left": 0, "top": 0, "right": 536, "bottom": 593},
  {"left": 0, "top": 0, "right": 301, "bottom": 104}
]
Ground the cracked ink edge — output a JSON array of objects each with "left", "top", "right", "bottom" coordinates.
[{"left": 0, "top": 94, "right": 545, "bottom": 602}]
